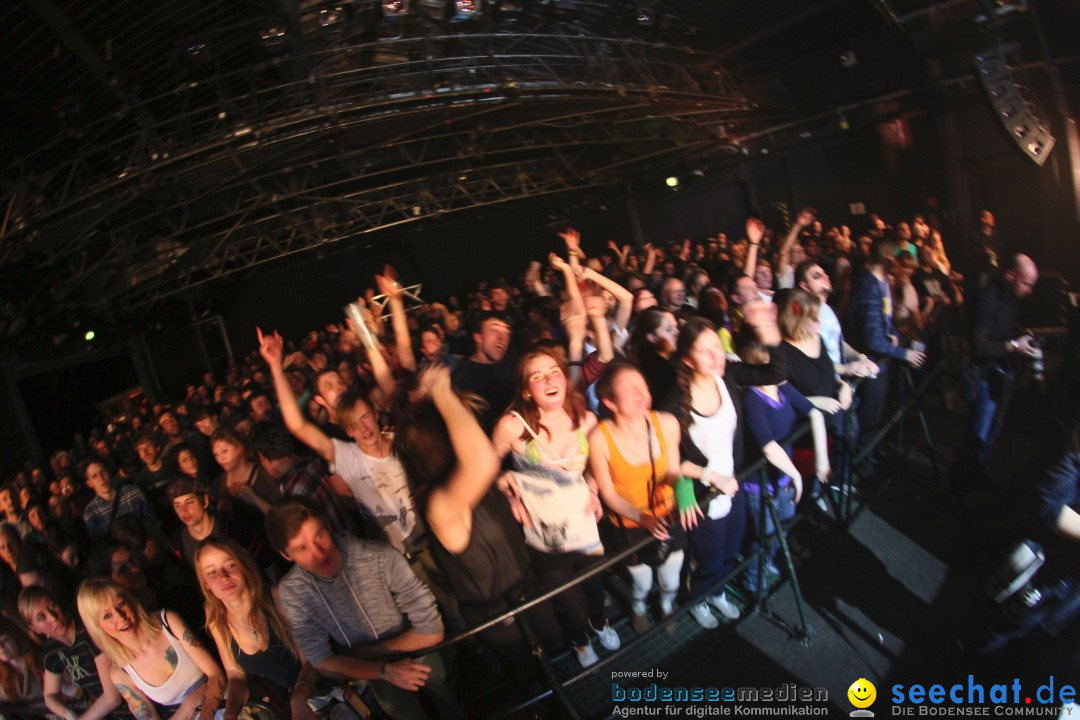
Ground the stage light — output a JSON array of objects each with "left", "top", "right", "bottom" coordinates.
[
  {"left": 258, "top": 21, "right": 288, "bottom": 53},
  {"left": 84, "top": 330, "right": 95, "bottom": 341},
  {"left": 665, "top": 176, "right": 679, "bottom": 188},
  {"left": 839, "top": 113, "right": 850, "bottom": 130},
  {"left": 319, "top": 6, "right": 347, "bottom": 33}
]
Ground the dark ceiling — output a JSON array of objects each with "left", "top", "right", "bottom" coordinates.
[{"left": 1, "top": 0, "right": 1077, "bottom": 348}]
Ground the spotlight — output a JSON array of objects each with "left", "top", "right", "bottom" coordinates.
[
  {"left": 258, "top": 20, "right": 289, "bottom": 53},
  {"left": 84, "top": 330, "right": 95, "bottom": 341},
  {"left": 839, "top": 113, "right": 850, "bottom": 130},
  {"left": 665, "top": 176, "right": 679, "bottom": 188},
  {"left": 319, "top": 6, "right": 348, "bottom": 30}
]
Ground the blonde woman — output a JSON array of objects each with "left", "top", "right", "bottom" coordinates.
[
  {"left": 77, "top": 578, "right": 225, "bottom": 720},
  {"left": 774, "top": 290, "right": 853, "bottom": 419}
]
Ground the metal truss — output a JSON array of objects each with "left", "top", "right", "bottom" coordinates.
[{"left": 0, "top": 31, "right": 786, "bottom": 332}]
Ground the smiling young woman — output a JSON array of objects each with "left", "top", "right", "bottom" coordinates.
[
  {"left": 77, "top": 578, "right": 226, "bottom": 720},
  {"left": 491, "top": 346, "right": 618, "bottom": 669}
]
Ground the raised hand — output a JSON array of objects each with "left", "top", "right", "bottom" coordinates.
[
  {"left": 283, "top": 351, "right": 310, "bottom": 370},
  {"left": 746, "top": 217, "right": 766, "bottom": 245},
  {"left": 416, "top": 363, "right": 453, "bottom": 400},
  {"left": 256, "top": 327, "right": 284, "bottom": 367},
  {"left": 558, "top": 227, "right": 581, "bottom": 251},
  {"left": 796, "top": 208, "right": 815, "bottom": 227},
  {"left": 743, "top": 300, "right": 780, "bottom": 346},
  {"left": 549, "top": 252, "right": 570, "bottom": 273},
  {"left": 375, "top": 265, "right": 404, "bottom": 300}
]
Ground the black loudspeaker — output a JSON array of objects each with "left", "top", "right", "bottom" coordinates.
[{"left": 974, "top": 47, "right": 1055, "bottom": 166}]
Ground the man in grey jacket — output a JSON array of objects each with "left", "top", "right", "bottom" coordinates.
[{"left": 269, "top": 497, "right": 464, "bottom": 719}]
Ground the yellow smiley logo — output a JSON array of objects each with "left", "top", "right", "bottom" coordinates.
[{"left": 847, "top": 678, "right": 877, "bottom": 709}]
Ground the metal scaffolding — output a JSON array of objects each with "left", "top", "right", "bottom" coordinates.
[{"left": 0, "top": 31, "right": 785, "bottom": 334}]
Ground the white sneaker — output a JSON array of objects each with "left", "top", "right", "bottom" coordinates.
[
  {"left": 574, "top": 642, "right": 599, "bottom": 668},
  {"left": 708, "top": 592, "right": 741, "bottom": 621},
  {"left": 659, "top": 598, "right": 675, "bottom": 618},
  {"left": 590, "top": 620, "right": 622, "bottom": 651},
  {"left": 630, "top": 600, "right": 651, "bottom": 634},
  {"left": 689, "top": 602, "right": 719, "bottom": 629}
]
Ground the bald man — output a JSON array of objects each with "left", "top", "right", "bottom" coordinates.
[{"left": 951, "top": 253, "right": 1039, "bottom": 499}]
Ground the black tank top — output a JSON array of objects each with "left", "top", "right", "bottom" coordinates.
[
  {"left": 430, "top": 489, "right": 531, "bottom": 609},
  {"left": 230, "top": 626, "right": 301, "bottom": 693}
]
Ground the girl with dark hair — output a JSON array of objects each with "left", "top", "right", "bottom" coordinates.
[
  {"left": 0, "top": 525, "right": 21, "bottom": 576},
  {"left": 173, "top": 443, "right": 209, "bottom": 484},
  {"left": 492, "top": 346, "right": 619, "bottom": 668},
  {"left": 210, "top": 427, "right": 280, "bottom": 515},
  {"left": 589, "top": 362, "right": 694, "bottom": 633},
  {"left": 395, "top": 365, "right": 562, "bottom": 684},
  {"left": 627, "top": 308, "right": 681, "bottom": 415},
  {"left": 674, "top": 311, "right": 792, "bottom": 623}
]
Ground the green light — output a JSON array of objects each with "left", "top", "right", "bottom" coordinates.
[
  {"left": 665, "top": 176, "right": 679, "bottom": 188},
  {"left": 84, "top": 330, "right": 95, "bottom": 341}
]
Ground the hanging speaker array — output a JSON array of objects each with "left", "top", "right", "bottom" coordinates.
[{"left": 973, "top": 47, "right": 1055, "bottom": 166}]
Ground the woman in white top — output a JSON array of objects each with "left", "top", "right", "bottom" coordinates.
[
  {"left": 674, "top": 313, "right": 791, "bottom": 626},
  {"left": 492, "top": 346, "right": 619, "bottom": 669},
  {"left": 78, "top": 578, "right": 225, "bottom": 720}
]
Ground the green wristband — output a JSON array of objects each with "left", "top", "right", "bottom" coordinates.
[{"left": 674, "top": 477, "right": 698, "bottom": 512}]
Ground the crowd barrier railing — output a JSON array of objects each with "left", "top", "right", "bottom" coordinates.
[{"left": 421, "top": 356, "right": 947, "bottom": 719}]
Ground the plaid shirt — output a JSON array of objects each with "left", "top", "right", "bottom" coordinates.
[
  {"left": 279, "top": 456, "right": 353, "bottom": 536},
  {"left": 82, "top": 485, "right": 157, "bottom": 539}
]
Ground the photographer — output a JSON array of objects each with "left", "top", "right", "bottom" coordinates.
[{"left": 950, "top": 253, "right": 1039, "bottom": 499}]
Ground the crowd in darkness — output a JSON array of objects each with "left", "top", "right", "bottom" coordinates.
[{"left": 0, "top": 204, "right": 1070, "bottom": 720}]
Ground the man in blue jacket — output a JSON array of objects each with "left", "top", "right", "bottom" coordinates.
[{"left": 847, "top": 239, "right": 926, "bottom": 452}]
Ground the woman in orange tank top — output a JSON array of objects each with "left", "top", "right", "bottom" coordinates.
[{"left": 589, "top": 362, "right": 688, "bottom": 633}]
